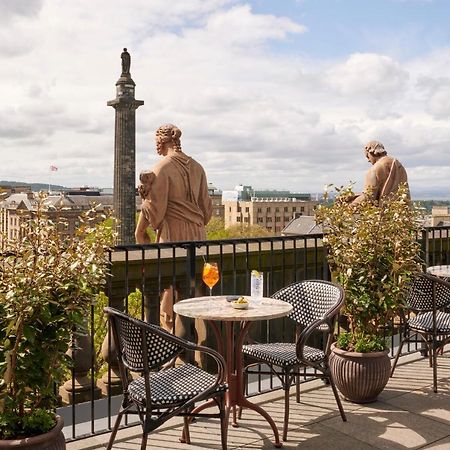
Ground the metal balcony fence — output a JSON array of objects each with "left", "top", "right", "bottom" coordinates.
[{"left": 61, "top": 226, "right": 450, "bottom": 441}]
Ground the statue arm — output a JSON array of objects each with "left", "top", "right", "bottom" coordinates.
[
  {"left": 135, "top": 212, "right": 151, "bottom": 244},
  {"left": 139, "top": 170, "right": 169, "bottom": 232},
  {"left": 351, "top": 167, "right": 379, "bottom": 205}
]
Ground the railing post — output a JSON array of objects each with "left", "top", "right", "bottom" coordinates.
[
  {"left": 186, "top": 243, "right": 197, "bottom": 299},
  {"left": 421, "top": 229, "right": 430, "bottom": 268}
]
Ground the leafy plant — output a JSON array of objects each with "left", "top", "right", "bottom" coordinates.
[
  {"left": 206, "top": 217, "right": 273, "bottom": 239},
  {"left": 315, "top": 184, "right": 422, "bottom": 352},
  {"left": 0, "top": 194, "right": 113, "bottom": 438}
]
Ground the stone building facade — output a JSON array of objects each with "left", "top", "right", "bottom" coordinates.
[
  {"left": 0, "top": 192, "right": 112, "bottom": 244},
  {"left": 223, "top": 197, "right": 318, "bottom": 234}
]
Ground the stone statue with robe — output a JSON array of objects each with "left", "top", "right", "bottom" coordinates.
[
  {"left": 136, "top": 124, "right": 212, "bottom": 243},
  {"left": 121, "top": 48, "right": 131, "bottom": 76},
  {"left": 352, "top": 140, "right": 409, "bottom": 205}
]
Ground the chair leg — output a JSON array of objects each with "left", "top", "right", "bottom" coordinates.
[
  {"left": 282, "top": 371, "right": 291, "bottom": 441},
  {"left": 390, "top": 335, "right": 407, "bottom": 377},
  {"left": 220, "top": 395, "right": 229, "bottom": 450},
  {"left": 106, "top": 410, "right": 125, "bottom": 450},
  {"left": 295, "top": 371, "right": 300, "bottom": 403},
  {"left": 328, "top": 374, "right": 346, "bottom": 422},
  {"left": 432, "top": 345, "right": 438, "bottom": 393},
  {"left": 183, "top": 414, "right": 191, "bottom": 444},
  {"left": 140, "top": 431, "right": 149, "bottom": 450}
]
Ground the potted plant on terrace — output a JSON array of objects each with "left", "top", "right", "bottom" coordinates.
[
  {"left": 315, "top": 184, "right": 422, "bottom": 403},
  {"left": 0, "top": 195, "right": 113, "bottom": 447}
]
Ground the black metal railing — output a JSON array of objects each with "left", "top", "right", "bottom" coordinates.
[{"left": 61, "top": 226, "right": 450, "bottom": 441}]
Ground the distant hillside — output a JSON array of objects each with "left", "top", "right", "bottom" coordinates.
[{"left": 0, "top": 180, "right": 67, "bottom": 192}]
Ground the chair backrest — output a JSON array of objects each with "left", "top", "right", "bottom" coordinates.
[
  {"left": 406, "top": 272, "right": 450, "bottom": 312},
  {"left": 104, "top": 307, "right": 182, "bottom": 372},
  {"left": 272, "top": 280, "right": 344, "bottom": 327}
]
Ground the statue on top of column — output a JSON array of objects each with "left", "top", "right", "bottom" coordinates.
[{"left": 121, "top": 48, "right": 131, "bottom": 76}]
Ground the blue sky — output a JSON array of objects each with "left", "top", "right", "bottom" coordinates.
[
  {"left": 250, "top": 0, "right": 450, "bottom": 59},
  {"left": 1, "top": 0, "right": 450, "bottom": 199}
]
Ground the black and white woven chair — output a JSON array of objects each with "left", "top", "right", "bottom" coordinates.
[
  {"left": 390, "top": 272, "right": 450, "bottom": 393},
  {"left": 241, "top": 280, "right": 346, "bottom": 441},
  {"left": 104, "top": 307, "right": 228, "bottom": 450}
]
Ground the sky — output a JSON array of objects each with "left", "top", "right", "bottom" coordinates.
[{"left": 1, "top": 0, "right": 450, "bottom": 199}]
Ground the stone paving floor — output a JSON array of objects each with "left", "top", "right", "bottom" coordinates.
[{"left": 67, "top": 353, "right": 450, "bottom": 449}]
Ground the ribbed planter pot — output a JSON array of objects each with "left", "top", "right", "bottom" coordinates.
[
  {"left": 329, "top": 343, "right": 391, "bottom": 403},
  {"left": 0, "top": 415, "right": 65, "bottom": 450}
]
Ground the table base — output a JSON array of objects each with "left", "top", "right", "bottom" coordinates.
[{"left": 181, "top": 320, "right": 282, "bottom": 447}]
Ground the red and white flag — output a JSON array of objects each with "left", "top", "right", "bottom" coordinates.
[{"left": 50, "top": 165, "right": 58, "bottom": 172}]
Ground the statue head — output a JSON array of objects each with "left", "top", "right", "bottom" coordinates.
[
  {"left": 156, "top": 124, "right": 182, "bottom": 155},
  {"left": 364, "top": 140, "right": 387, "bottom": 161}
]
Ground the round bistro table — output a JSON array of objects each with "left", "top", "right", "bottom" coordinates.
[
  {"left": 173, "top": 295, "right": 293, "bottom": 448},
  {"left": 427, "top": 265, "right": 450, "bottom": 280}
]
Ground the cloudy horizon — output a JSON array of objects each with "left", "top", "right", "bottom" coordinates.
[{"left": 2, "top": 0, "right": 450, "bottom": 199}]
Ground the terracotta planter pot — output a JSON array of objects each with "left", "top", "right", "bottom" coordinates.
[
  {"left": 329, "top": 343, "right": 391, "bottom": 403},
  {"left": 0, "top": 415, "right": 65, "bottom": 450}
]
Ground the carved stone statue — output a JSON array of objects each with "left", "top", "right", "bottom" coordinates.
[
  {"left": 121, "top": 48, "right": 131, "bottom": 75},
  {"left": 135, "top": 123, "right": 212, "bottom": 243},
  {"left": 352, "top": 140, "right": 409, "bottom": 205}
]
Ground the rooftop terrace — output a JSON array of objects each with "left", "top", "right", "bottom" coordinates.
[{"left": 67, "top": 352, "right": 450, "bottom": 449}]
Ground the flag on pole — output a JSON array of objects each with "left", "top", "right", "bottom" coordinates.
[{"left": 50, "top": 165, "right": 58, "bottom": 172}]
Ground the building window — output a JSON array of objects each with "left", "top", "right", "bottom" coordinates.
[
  {"left": 284, "top": 216, "right": 290, "bottom": 222},
  {"left": 293, "top": 207, "right": 296, "bottom": 212},
  {"left": 257, "top": 217, "right": 263, "bottom": 223},
  {"left": 237, "top": 217, "right": 241, "bottom": 222},
  {"left": 275, "top": 217, "right": 281, "bottom": 222},
  {"left": 229, "top": 206, "right": 231, "bottom": 212},
  {"left": 244, "top": 217, "right": 249, "bottom": 223},
  {"left": 267, "top": 217, "right": 272, "bottom": 222},
  {"left": 275, "top": 207, "right": 279, "bottom": 212},
  {"left": 301, "top": 207, "right": 305, "bottom": 212},
  {"left": 257, "top": 208, "right": 262, "bottom": 213},
  {"left": 267, "top": 207, "right": 271, "bottom": 213},
  {"left": 237, "top": 206, "right": 241, "bottom": 212},
  {"left": 284, "top": 207, "right": 288, "bottom": 212},
  {"left": 245, "top": 207, "right": 249, "bottom": 213}
]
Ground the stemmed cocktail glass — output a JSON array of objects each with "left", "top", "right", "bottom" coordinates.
[{"left": 202, "top": 262, "right": 220, "bottom": 296}]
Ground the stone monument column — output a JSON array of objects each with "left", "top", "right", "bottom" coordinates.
[{"left": 108, "top": 48, "right": 144, "bottom": 245}]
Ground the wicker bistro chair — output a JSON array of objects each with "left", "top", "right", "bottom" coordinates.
[
  {"left": 390, "top": 272, "right": 450, "bottom": 393},
  {"left": 104, "top": 307, "right": 228, "bottom": 450},
  {"left": 241, "top": 280, "right": 347, "bottom": 441}
]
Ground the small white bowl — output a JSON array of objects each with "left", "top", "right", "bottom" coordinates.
[{"left": 231, "top": 300, "right": 249, "bottom": 309}]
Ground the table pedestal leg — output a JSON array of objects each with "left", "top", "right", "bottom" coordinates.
[{"left": 186, "top": 320, "right": 282, "bottom": 447}]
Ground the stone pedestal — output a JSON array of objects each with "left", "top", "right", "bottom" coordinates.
[
  {"left": 59, "top": 333, "right": 102, "bottom": 404},
  {"left": 98, "top": 330, "right": 124, "bottom": 396}
]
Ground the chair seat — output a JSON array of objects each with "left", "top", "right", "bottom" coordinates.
[
  {"left": 129, "top": 363, "right": 227, "bottom": 406},
  {"left": 242, "top": 342, "right": 325, "bottom": 367},
  {"left": 408, "top": 311, "right": 450, "bottom": 333}
]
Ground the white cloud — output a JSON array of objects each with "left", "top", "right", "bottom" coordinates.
[
  {"left": 325, "top": 53, "right": 409, "bottom": 99},
  {"left": 1, "top": 1, "right": 450, "bottom": 199}
]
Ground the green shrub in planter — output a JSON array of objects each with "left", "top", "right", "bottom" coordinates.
[
  {"left": 0, "top": 195, "right": 113, "bottom": 438},
  {"left": 315, "top": 184, "right": 422, "bottom": 352}
]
